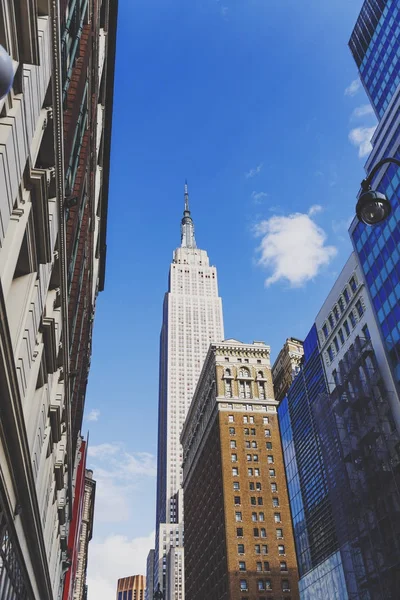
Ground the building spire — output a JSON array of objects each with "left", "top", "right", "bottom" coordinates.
[{"left": 181, "top": 181, "right": 196, "bottom": 249}]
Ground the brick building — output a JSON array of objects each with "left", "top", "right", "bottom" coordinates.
[
  {"left": 181, "top": 339, "right": 299, "bottom": 600},
  {"left": 117, "top": 575, "right": 146, "bottom": 600}
]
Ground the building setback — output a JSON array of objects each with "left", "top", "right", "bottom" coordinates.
[
  {"left": 0, "top": 0, "right": 116, "bottom": 598},
  {"left": 116, "top": 575, "right": 146, "bottom": 600},
  {"left": 272, "top": 338, "right": 304, "bottom": 405},
  {"left": 182, "top": 339, "right": 299, "bottom": 600}
]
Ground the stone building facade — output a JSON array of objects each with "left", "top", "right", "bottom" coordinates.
[
  {"left": 272, "top": 338, "right": 304, "bottom": 405},
  {"left": 182, "top": 340, "right": 299, "bottom": 600}
]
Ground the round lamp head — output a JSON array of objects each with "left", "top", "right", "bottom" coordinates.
[
  {"left": 356, "top": 189, "right": 391, "bottom": 226},
  {"left": 0, "top": 45, "right": 14, "bottom": 100}
]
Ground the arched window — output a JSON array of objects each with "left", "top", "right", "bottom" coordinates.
[
  {"left": 239, "top": 368, "right": 250, "bottom": 378},
  {"left": 225, "top": 368, "right": 231, "bottom": 377},
  {"left": 258, "top": 371, "right": 264, "bottom": 379}
]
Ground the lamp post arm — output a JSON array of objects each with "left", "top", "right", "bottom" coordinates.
[{"left": 361, "top": 157, "right": 400, "bottom": 190}]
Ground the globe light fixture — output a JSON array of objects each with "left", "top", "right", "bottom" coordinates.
[
  {"left": 356, "top": 157, "right": 400, "bottom": 226},
  {"left": 0, "top": 45, "right": 14, "bottom": 99}
]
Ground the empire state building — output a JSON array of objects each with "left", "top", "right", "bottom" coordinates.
[{"left": 154, "top": 185, "right": 224, "bottom": 598}]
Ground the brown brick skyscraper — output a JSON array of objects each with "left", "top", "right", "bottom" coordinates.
[{"left": 181, "top": 339, "right": 299, "bottom": 600}]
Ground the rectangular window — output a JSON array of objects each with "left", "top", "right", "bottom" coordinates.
[
  {"left": 276, "top": 528, "right": 283, "bottom": 538},
  {"left": 235, "top": 512, "right": 242, "bottom": 522},
  {"left": 338, "top": 329, "right": 344, "bottom": 344},
  {"left": 322, "top": 323, "right": 328, "bottom": 339},
  {"left": 269, "top": 469, "right": 275, "bottom": 477},
  {"left": 338, "top": 297, "right": 344, "bottom": 312},
  {"left": 349, "top": 311, "right": 356, "bottom": 328},
  {"left": 256, "top": 482, "right": 262, "bottom": 491},
  {"left": 265, "top": 429, "right": 271, "bottom": 437},
  {"left": 271, "top": 482, "right": 277, "bottom": 492},
  {"left": 333, "top": 306, "right": 339, "bottom": 321},
  {"left": 232, "top": 454, "right": 238, "bottom": 462},
  {"left": 251, "top": 441, "right": 257, "bottom": 448},
  {"left": 240, "top": 580, "right": 248, "bottom": 591},
  {"left": 263, "top": 561, "right": 270, "bottom": 571},
  {"left": 274, "top": 513, "right": 281, "bottom": 522},
  {"left": 263, "top": 417, "right": 269, "bottom": 424},
  {"left": 249, "top": 416, "right": 254, "bottom": 423},
  {"left": 232, "top": 468, "right": 239, "bottom": 476},
  {"left": 278, "top": 545, "right": 285, "bottom": 555},
  {"left": 254, "top": 527, "right": 259, "bottom": 537},
  {"left": 239, "top": 561, "right": 246, "bottom": 571},
  {"left": 255, "top": 544, "right": 261, "bottom": 554},
  {"left": 282, "top": 579, "right": 290, "bottom": 592},
  {"left": 243, "top": 416, "right": 248, "bottom": 423},
  {"left": 262, "top": 544, "right": 268, "bottom": 554},
  {"left": 266, "top": 441, "right": 272, "bottom": 449},
  {"left": 265, "top": 579, "right": 272, "bottom": 590},
  {"left": 328, "top": 315, "right": 334, "bottom": 328},
  {"left": 327, "top": 346, "right": 334, "bottom": 361},
  {"left": 251, "top": 428, "right": 256, "bottom": 435},
  {"left": 280, "top": 561, "right": 287, "bottom": 571},
  {"left": 350, "top": 276, "right": 357, "bottom": 292},
  {"left": 234, "top": 496, "right": 241, "bottom": 505},
  {"left": 272, "top": 497, "right": 279, "bottom": 507},
  {"left": 230, "top": 440, "right": 237, "bottom": 448},
  {"left": 257, "top": 580, "right": 265, "bottom": 591},
  {"left": 260, "top": 528, "right": 266, "bottom": 538},
  {"left": 355, "top": 299, "right": 364, "bottom": 318},
  {"left": 333, "top": 337, "right": 339, "bottom": 352},
  {"left": 237, "top": 527, "right": 243, "bottom": 537},
  {"left": 229, "top": 427, "right": 235, "bottom": 435},
  {"left": 259, "top": 512, "right": 265, "bottom": 521},
  {"left": 343, "top": 288, "right": 350, "bottom": 303},
  {"left": 251, "top": 497, "right": 256, "bottom": 505},
  {"left": 254, "top": 468, "right": 260, "bottom": 476},
  {"left": 248, "top": 468, "right": 253, "bottom": 476},
  {"left": 253, "top": 455, "right": 259, "bottom": 462},
  {"left": 256, "top": 561, "right": 262, "bottom": 572},
  {"left": 252, "top": 512, "right": 257, "bottom": 522},
  {"left": 267, "top": 455, "right": 274, "bottom": 464},
  {"left": 233, "top": 482, "right": 240, "bottom": 491},
  {"left": 229, "top": 415, "right": 234, "bottom": 422},
  {"left": 343, "top": 320, "right": 350, "bottom": 336},
  {"left": 249, "top": 482, "right": 255, "bottom": 491},
  {"left": 244, "top": 428, "right": 249, "bottom": 435},
  {"left": 362, "top": 324, "right": 370, "bottom": 339},
  {"left": 245, "top": 441, "right": 251, "bottom": 448},
  {"left": 258, "top": 497, "right": 263, "bottom": 505},
  {"left": 238, "top": 543, "right": 245, "bottom": 554},
  {"left": 247, "top": 454, "right": 252, "bottom": 462}
]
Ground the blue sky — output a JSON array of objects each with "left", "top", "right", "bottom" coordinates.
[{"left": 85, "top": 0, "right": 377, "bottom": 596}]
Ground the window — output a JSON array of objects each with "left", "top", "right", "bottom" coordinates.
[
  {"left": 225, "top": 380, "right": 232, "bottom": 397},
  {"left": 269, "top": 469, "right": 275, "bottom": 477},
  {"left": 230, "top": 440, "right": 237, "bottom": 448},
  {"left": 349, "top": 311, "right": 356, "bottom": 328},
  {"left": 265, "top": 579, "right": 272, "bottom": 590},
  {"left": 253, "top": 455, "right": 259, "bottom": 462},
  {"left": 260, "top": 528, "right": 266, "bottom": 538},
  {"left": 280, "top": 561, "right": 288, "bottom": 571},
  {"left": 258, "top": 497, "right": 263, "bottom": 505},
  {"left": 272, "top": 497, "right": 279, "bottom": 507},
  {"left": 322, "top": 323, "right": 328, "bottom": 339},
  {"left": 278, "top": 545, "right": 285, "bottom": 555},
  {"left": 254, "top": 468, "right": 260, "bottom": 476},
  {"left": 265, "top": 429, "right": 271, "bottom": 437},
  {"left": 243, "top": 416, "right": 248, "bottom": 424},
  {"left": 249, "top": 482, "right": 255, "bottom": 491},
  {"left": 240, "top": 580, "right": 248, "bottom": 592},
  {"left": 333, "top": 306, "right": 339, "bottom": 321},
  {"left": 233, "top": 482, "right": 240, "bottom": 491},
  {"left": 274, "top": 513, "right": 281, "bottom": 522},
  {"left": 235, "top": 512, "right": 242, "bottom": 522},
  {"left": 251, "top": 441, "right": 258, "bottom": 448},
  {"left": 237, "top": 527, "right": 243, "bottom": 537},
  {"left": 255, "top": 544, "right": 261, "bottom": 554},
  {"left": 229, "top": 415, "right": 234, "bottom": 422},
  {"left": 282, "top": 580, "right": 290, "bottom": 592},
  {"left": 245, "top": 441, "right": 251, "bottom": 448},
  {"left": 362, "top": 324, "right": 370, "bottom": 339},
  {"left": 259, "top": 512, "right": 265, "bottom": 521},
  {"left": 271, "top": 482, "right": 277, "bottom": 492},
  {"left": 239, "top": 561, "right": 246, "bottom": 571},
  {"left": 266, "top": 442, "right": 272, "bottom": 449},
  {"left": 333, "top": 337, "right": 339, "bottom": 352},
  {"left": 338, "top": 329, "right": 344, "bottom": 344},
  {"left": 263, "top": 417, "right": 269, "bottom": 424},
  {"left": 248, "top": 468, "right": 253, "bottom": 476},
  {"left": 343, "top": 320, "right": 350, "bottom": 336},
  {"left": 328, "top": 315, "right": 334, "bottom": 328},
  {"left": 355, "top": 299, "right": 364, "bottom": 318},
  {"left": 254, "top": 527, "right": 259, "bottom": 537},
  {"left": 343, "top": 287, "right": 350, "bottom": 303},
  {"left": 267, "top": 455, "right": 274, "bottom": 464},
  {"left": 229, "top": 427, "right": 235, "bottom": 435},
  {"left": 262, "top": 544, "right": 268, "bottom": 554},
  {"left": 232, "top": 467, "right": 239, "bottom": 476},
  {"left": 251, "top": 497, "right": 256, "bottom": 505},
  {"left": 327, "top": 346, "right": 334, "bottom": 361},
  {"left": 244, "top": 427, "right": 249, "bottom": 435},
  {"left": 249, "top": 416, "right": 254, "bottom": 423},
  {"left": 263, "top": 561, "right": 270, "bottom": 571},
  {"left": 225, "top": 357, "right": 229, "bottom": 362},
  {"left": 276, "top": 528, "right": 283, "bottom": 538},
  {"left": 252, "top": 512, "right": 258, "bottom": 522},
  {"left": 338, "top": 297, "right": 344, "bottom": 312},
  {"left": 257, "top": 580, "right": 265, "bottom": 591},
  {"left": 238, "top": 544, "right": 245, "bottom": 554},
  {"left": 349, "top": 276, "right": 357, "bottom": 292},
  {"left": 247, "top": 454, "right": 252, "bottom": 462},
  {"left": 256, "top": 482, "right": 262, "bottom": 491},
  {"left": 256, "top": 561, "right": 262, "bottom": 572},
  {"left": 232, "top": 454, "right": 238, "bottom": 462},
  {"left": 251, "top": 428, "right": 256, "bottom": 435},
  {"left": 234, "top": 496, "right": 241, "bottom": 505}
]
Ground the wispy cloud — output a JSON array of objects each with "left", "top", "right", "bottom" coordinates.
[
  {"left": 349, "top": 126, "right": 377, "bottom": 157},
  {"left": 351, "top": 104, "right": 374, "bottom": 119},
  {"left": 87, "top": 531, "right": 154, "bottom": 600},
  {"left": 345, "top": 78, "right": 361, "bottom": 97},
  {"left": 254, "top": 207, "right": 337, "bottom": 287},
  {"left": 245, "top": 163, "right": 263, "bottom": 179},
  {"left": 86, "top": 408, "right": 100, "bottom": 422},
  {"left": 251, "top": 191, "right": 268, "bottom": 204}
]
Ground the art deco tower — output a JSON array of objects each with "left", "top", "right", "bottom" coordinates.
[{"left": 154, "top": 185, "right": 224, "bottom": 597}]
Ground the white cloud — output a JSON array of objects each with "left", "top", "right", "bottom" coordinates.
[
  {"left": 87, "top": 532, "right": 154, "bottom": 600},
  {"left": 344, "top": 78, "right": 361, "bottom": 96},
  {"left": 351, "top": 104, "right": 374, "bottom": 118},
  {"left": 88, "top": 443, "right": 120, "bottom": 459},
  {"left": 251, "top": 191, "right": 268, "bottom": 204},
  {"left": 86, "top": 409, "right": 100, "bottom": 422},
  {"left": 348, "top": 126, "right": 377, "bottom": 157},
  {"left": 245, "top": 163, "right": 263, "bottom": 178},
  {"left": 254, "top": 209, "right": 337, "bottom": 287},
  {"left": 308, "top": 204, "right": 323, "bottom": 216}
]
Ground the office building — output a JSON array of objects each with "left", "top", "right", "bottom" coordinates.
[
  {"left": 71, "top": 469, "right": 96, "bottom": 600},
  {"left": 154, "top": 185, "right": 224, "bottom": 596},
  {"left": 145, "top": 550, "right": 155, "bottom": 600},
  {"left": 117, "top": 575, "right": 146, "bottom": 600},
  {"left": 349, "top": 0, "right": 400, "bottom": 397},
  {"left": 182, "top": 339, "right": 299, "bottom": 600},
  {"left": 272, "top": 338, "right": 304, "bottom": 404},
  {"left": 0, "top": 1, "right": 117, "bottom": 598},
  {"left": 278, "top": 254, "right": 400, "bottom": 598}
]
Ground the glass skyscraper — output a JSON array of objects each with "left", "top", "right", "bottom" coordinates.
[{"left": 349, "top": 0, "right": 400, "bottom": 391}]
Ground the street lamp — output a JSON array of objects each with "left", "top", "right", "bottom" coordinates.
[
  {"left": 153, "top": 584, "right": 164, "bottom": 600},
  {"left": 0, "top": 45, "right": 14, "bottom": 99},
  {"left": 356, "top": 157, "right": 400, "bottom": 225}
]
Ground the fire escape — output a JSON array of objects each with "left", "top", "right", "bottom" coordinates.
[{"left": 313, "top": 336, "right": 400, "bottom": 600}]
